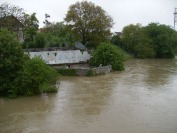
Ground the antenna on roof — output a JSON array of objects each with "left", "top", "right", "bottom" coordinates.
[{"left": 174, "top": 8, "right": 177, "bottom": 30}]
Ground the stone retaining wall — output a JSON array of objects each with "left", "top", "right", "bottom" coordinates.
[
  {"left": 70, "top": 65, "right": 112, "bottom": 76},
  {"left": 92, "top": 65, "right": 112, "bottom": 75}
]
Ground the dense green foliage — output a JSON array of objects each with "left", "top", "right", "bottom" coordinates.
[
  {"left": 22, "top": 13, "right": 40, "bottom": 48},
  {"left": 118, "top": 23, "right": 177, "bottom": 58},
  {"left": 144, "top": 23, "right": 177, "bottom": 58},
  {"left": 57, "top": 68, "right": 77, "bottom": 76},
  {"left": 0, "top": 29, "right": 59, "bottom": 98},
  {"left": 16, "top": 57, "right": 59, "bottom": 96},
  {"left": 24, "top": 13, "right": 39, "bottom": 42},
  {"left": 65, "top": 1, "right": 113, "bottom": 47},
  {"left": 23, "top": 22, "right": 73, "bottom": 48},
  {"left": 90, "top": 42, "right": 125, "bottom": 71},
  {"left": 42, "top": 22, "right": 73, "bottom": 47},
  {"left": 0, "top": 29, "right": 24, "bottom": 96}
]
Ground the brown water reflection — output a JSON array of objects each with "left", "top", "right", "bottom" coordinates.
[{"left": 0, "top": 59, "right": 177, "bottom": 133}]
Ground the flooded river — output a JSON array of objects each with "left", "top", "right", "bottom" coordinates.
[{"left": 0, "top": 59, "right": 177, "bottom": 133}]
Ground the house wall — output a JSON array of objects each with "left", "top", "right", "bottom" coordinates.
[
  {"left": 28, "top": 50, "right": 91, "bottom": 65},
  {"left": 17, "top": 27, "right": 24, "bottom": 42}
]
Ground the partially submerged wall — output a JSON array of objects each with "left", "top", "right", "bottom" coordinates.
[
  {"left": 27, "top": 50, "right": 90, "bottom": 65},
  {"left": 92, "top": 65, "right": 112, "bottom": 75},
  {"left": 58, "top": 65, "right": 112, "bottom": 76}
]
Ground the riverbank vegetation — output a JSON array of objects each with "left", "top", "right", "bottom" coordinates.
[
  {"left": 90, "top": 43, "right": 125, "bottom": 71},
  {"left": 0, "top": 29, "right": 59, "bottom": 98},
  {"left": 112, "top": 23, "right": 177, "bottom": 59}
]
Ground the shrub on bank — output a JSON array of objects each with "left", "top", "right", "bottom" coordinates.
[
  {"left": 89, "top": 42, "right": 125, "bottom": 71},
  {"left": 16, "top": 57, "right": 59, "bottom": 96},
  {"left": 0, "top": 29, "right": 59, "bottom": 98}
]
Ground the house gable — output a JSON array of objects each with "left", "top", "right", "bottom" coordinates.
[{"left": 0, "top": 15, "right": 24, "bottom": 42}]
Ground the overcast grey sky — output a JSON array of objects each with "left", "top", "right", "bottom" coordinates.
[{"left": 0, "top": 0, "right": 176, "bottom": 31}]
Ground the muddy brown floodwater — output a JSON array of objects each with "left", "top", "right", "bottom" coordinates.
[{"left": 1, "top": 59, "right": 177, "bottom": 133}]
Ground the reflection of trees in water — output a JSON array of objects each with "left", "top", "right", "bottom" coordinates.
[
  {"left": 141, "top": 59, "right": 177, "bottom": 87},
  {"left": 0, "top": 94, "right": 56, "bottom": 115},
  {"left": 59, "top": 75, "right": 115, "bottom": 121},
  {"left": 123, "top": 59, "right": 177, "bottom": 90}
]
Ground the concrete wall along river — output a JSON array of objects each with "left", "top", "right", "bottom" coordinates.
[{"left": 28, "top": 50, "right": 90, "bottom": 65}]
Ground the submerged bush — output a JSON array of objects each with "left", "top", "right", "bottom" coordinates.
[{"left": 86, "top": 69, "right": 95, "bottom": 76}]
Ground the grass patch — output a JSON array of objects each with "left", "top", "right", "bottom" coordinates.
[{"left": 114, "top": 45, "right": 132, "bottom": 60}]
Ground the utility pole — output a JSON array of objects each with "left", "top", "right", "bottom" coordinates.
[{"left": 174, "top": 8, "right": 177, "bottom": 30}]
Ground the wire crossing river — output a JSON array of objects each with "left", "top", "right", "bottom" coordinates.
[{"left": 0, "top": 59, "right": 177, "bottom": 133}]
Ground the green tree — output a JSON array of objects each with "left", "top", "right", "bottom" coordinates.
[
  {"left": 121, "top": 24, "right": 156, "bottom": 58},
  {"left": 24, "top": 13, "right": 39, "bottom": 42},
  {"left": 43, "top": 13, "right": 51, "bottom": 27},
  {"left": 121, "top": 24, "right": 143, "bottom": 53},
  {"left": 121, "top": 23, "right": 177, "bottom": 58},
  {"left": 90, "top": 42, "right": 124, "bottom": 70},
  {"left": 170, "top": 32, "right": 177, "bottom": 54},
  {"left": 65, "top": 1, "right": 114, "bottom": 47},
  {"left": 0, "top": 28, "right": 24, "bottom": 96},
  {"left": 42, "top": 22, "right": 73, "bottom": 47},
  {"left": 144, "top": 23, "right": 177, "bottom": 58}
]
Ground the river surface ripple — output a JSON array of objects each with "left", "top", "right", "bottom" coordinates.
[{"left": 0, "top": 59, "right": 177, "bottom": 133}]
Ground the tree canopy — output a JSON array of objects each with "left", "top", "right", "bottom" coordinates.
[
  {"left": 144, "top": 23, "right": 177, "bottom": 58},
  {"left": 65, "top": 1, "right": 114, "bottom": 47},
  {"left": 24, "top": 13, "right": 39, "bottom": 41},
  {"left": 119, "top": 23, "right": 177, "bottom": 58},
  {"left": 39, "top": 21, "right": 73, "bottom": 47}
]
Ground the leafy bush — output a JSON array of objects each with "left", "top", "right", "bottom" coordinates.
[
  {"left": 0, "top": 29, "right": 59, "bottom": 98},
  {"left": 90, "top": 42, "right": 125, "bottom": 71},
  {"left": 0, "top": 29, "right": 59, "bottom": 97},
  {"left": 16, "top": 56, "right": 59, "bottom": 96}
]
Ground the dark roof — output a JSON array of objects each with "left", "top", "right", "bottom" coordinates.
[
  {"left": 115, "top": 32, "right": 122, "bottom": 36},
  {"left": 75, "top": 42, "right": 86, "bottom": 50},
  {"left": 0, "top": 15, "right": 24, "bottom": 28}
]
